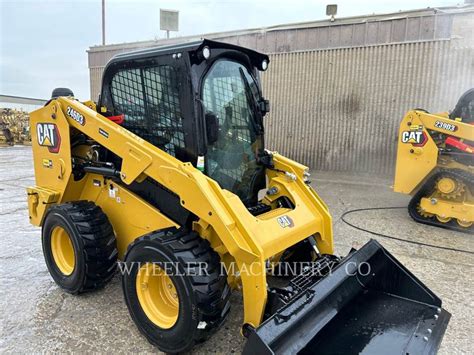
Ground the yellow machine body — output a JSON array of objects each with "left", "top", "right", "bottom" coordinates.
[
  {"left": 394, "top": 109, "right": 474, "bottom": 230},
  {"left": 27, "top": 97, "right": 333, "bottom": 328},
  {"left": 26, "top": 41, "right": 453, "bottom": 354}
]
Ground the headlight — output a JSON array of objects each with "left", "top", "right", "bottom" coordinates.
[
  {"left": 202, "top": 46, "right": 211, "bottom": 60},
  {"left": 261, "top": 59, "right": 268, "bottom": 71}
]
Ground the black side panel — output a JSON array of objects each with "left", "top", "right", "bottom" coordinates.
[{"left": 127, "top": 178, "right": 190, "bottom": 226}]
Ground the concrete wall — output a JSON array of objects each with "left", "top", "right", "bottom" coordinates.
[{"left": 88, "top": 6, "right": 474, "bottom": 175}]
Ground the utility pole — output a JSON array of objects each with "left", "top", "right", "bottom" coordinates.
[{"left": 102, "top": 0, "right": 106, "bottom": 45}]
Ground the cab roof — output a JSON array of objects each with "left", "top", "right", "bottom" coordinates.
[{"left": 107, "top": 39, "right": 269, "bottom": 71}]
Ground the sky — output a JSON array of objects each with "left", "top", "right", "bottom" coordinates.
[{"left": 0, "top": 0, "right": 462, "bottom": 101}]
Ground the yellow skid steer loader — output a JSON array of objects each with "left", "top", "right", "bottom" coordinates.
[
  {"left": 394, "top": 89, "right": 474, "bottom": 232},
  {"left": 28, "top": 40, "right": 450, "bottom": 354}
]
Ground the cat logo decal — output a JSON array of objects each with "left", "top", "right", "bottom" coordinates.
[
  {"left": 401, "top": 125, "right": 427, "bottom": 147},
  {"left": 277, "top": 215, "right": 294, "bottom": 228},
  {"left": 37, "top": 123, "right": 61, "bottom": 153}
]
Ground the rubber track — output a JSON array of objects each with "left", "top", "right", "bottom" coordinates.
[
  {"left": 408, "top": 169, "right": 474, "bottom": 233},
  {"left": 126, "top": 228, "right": 231, "bottom": 342}
]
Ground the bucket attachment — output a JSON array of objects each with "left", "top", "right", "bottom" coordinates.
[{"left": 244, "top": 239, "right": 450, "bottom": 355}]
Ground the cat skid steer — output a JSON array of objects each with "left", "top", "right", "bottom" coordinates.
[
  {"left": 27, "top": 40, "right": 450, "bottom": 354},
  {"left": 394, "top": 89, "right": 474, "bottom": 232}
]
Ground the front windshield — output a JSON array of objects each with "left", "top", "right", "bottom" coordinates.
[{"left": 202, "top": 60, "right": 264, "bottom": 205}]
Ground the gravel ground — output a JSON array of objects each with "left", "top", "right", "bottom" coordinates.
[{"left": 0, "top": 146, "right": 472, "bottom": 354}]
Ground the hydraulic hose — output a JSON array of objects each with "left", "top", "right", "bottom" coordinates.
[{"left": 341, "top": 207, "right": 474, "bottom": 255}]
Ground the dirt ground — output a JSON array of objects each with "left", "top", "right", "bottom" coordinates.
[{"left": 1, "top": 146, "right": 472, "bottom": 354}]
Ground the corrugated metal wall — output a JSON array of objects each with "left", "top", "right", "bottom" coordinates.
[
  {"left": 262, "top": 40, "right": 474, "bottom": 174},
  {"left": 88, "top": 8, "right": 474, "bottom": 175},
  {"left": 88, "top": 9, "right": 461, "bottom": 101}
]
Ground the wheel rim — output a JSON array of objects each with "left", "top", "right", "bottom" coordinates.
[
  {"left": 436, "top": 215, "right": 452, "bottom": 223},
  {"left": 457, "top": 219, "right": 473, "bottom": 228},
  {"left": 136, "top": 262, "right": 179, "bottom": 329},
  {"left": 436, "top": 177, "right": 465, "bottom": 199},
  {"left": 437, "top": 177, "right": 456, "bottom": 194},
  {"left": 51, "top": 226, "right": 75, "bottom": 275}
]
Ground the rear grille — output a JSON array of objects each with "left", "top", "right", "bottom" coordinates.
[
  {"left": 289, "top": 256, "right": 338, "bottom": 294},
  {"left": 247, "top": 202, "right": 271, "bottom": 216}
]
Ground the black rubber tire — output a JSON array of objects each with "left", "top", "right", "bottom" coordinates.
[
  {"left": 122, "top": 228, "right": 231, "bottom": 353},
  {"left": 42, "top": 201, "right": 118, "bottom": 294}
]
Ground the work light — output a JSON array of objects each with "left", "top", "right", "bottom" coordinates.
[{"left": 202, "top": 46, "right": 211, "bottom": 59}]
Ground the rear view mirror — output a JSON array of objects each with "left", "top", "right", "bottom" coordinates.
[
  {"left": 259, "top": 98, "right": 270, "bottom": 116},
  {"left": 205, "top": 112, "right": 219, "bottom": 144}
]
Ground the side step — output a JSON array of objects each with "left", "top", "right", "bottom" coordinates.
[{"left": 243, "top": 239, "right": 450, "bottom": 355}]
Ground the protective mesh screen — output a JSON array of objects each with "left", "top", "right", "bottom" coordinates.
[{"left": 110, "top": 65, "right": 185, "bottom": 157}]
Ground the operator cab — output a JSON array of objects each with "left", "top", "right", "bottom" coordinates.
[
  {"left": 450, "top": 88, "right": 474, "bottom": 124},
  {"left": 99, "top": 40, "right": 270, "bottom": 207}
]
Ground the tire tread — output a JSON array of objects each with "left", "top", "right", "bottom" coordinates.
[
  {"left": 46, "top": 201, "right": 118, "bottom": 294},
  {"left": 126, "top": 228, "right": 231, "bottom": 348}
]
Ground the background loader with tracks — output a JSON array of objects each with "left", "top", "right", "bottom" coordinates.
[
  {"left": 394, "top": 89, "right": 474, "bottom": 232},
  {"left": 27, "top": 40, "right": 450, "bottom": 353}
]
